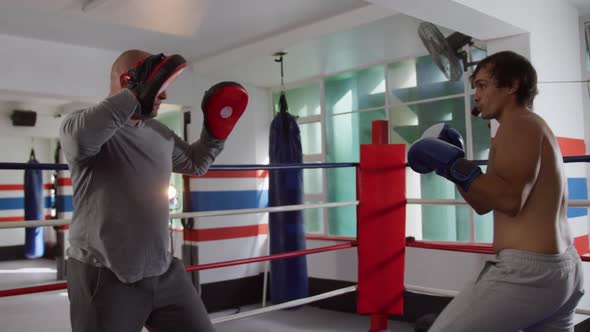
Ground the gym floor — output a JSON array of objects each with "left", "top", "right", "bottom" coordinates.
[{"left": 0, "top": 259, "right": 415, "bottom": 332}]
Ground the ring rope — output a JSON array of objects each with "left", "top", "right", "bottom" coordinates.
[
  {"left": 0, "top": 242, "right": 356, "bottom": 297},
  {"left": 0, "top": 201, "right": 360, "bottom": 229},
  {"left": 0, "top": 162, "right": 359, "bottom": 171},
  {"left": 211, "top": 285, "right": 358, "bottom": 324}
]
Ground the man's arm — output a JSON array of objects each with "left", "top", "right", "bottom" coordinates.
[
  {"left": 59, "top": 89, "right": 138, "bottom": 164},
  {"left": 171, "top": 128, "right": 225, "bottom": 175},
  {"left": 457, "top": 120, "right": 543, "bottom": 216}
]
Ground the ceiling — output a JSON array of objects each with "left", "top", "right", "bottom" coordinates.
[
  {"left": 0, "top": 0, "right": 369, "bottom": 61},
  {"left": 568, "top": 0, "right": 590, "bottom": 16}
]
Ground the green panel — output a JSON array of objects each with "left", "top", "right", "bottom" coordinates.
[
  {"left": 455, "top": 205, "right": 471, "bottom": 242},
  {"left": 324, "top": 109, "right": 386, "bottom": 237},
  {"left": 391, "top": 97, "right": 466, "bottom": 241},
  {"left": 157, "top": 111, "right": 182, "bottom": 134},
  {"left": 475, "top": 212, "right": 494, "bottom": 243},
  {"left": 303, "top": 168, "right": 323, "bottom": 194},
  {"left": 325, "top": 66, "right": 385, "bottom": 114},
  {"left": 273, "top": 83, "right": 321, "bottom": 117},
  {"left": 325, "top": 168, "right": 356, "bottom": 237},
  {"left": 470, "top": 47, "right": 488, "bottom": 63},
  {"left": 305, "top": 202, "right": 323, "bottom": 233},
  {"left": 299, "top": 122, "right": 322, "bottom": 155},
  {"left": 388, "top": 55, "right": 465, "bottom": 104},
  {"left": 325, "top": 112, "right": 357, "bottom": 237},
  {"left": 420, "top": 174, "right": 457, "bottom": 241}
]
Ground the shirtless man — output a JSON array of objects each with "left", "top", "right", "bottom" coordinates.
[{"left": 407, "top": 50, "right": 584, "bottom": 331}]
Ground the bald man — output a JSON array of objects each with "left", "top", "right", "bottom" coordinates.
[{"left": 59, "top": 50, "right": 221, "bottom": 332}]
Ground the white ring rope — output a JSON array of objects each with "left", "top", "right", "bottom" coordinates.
[
  {"left": 211, "top": 285, "right": 358, "bottom": 324},
  {"left": 0, "top": 218, "right": 70, "bottom": 229},
  {"left": 5, "top": 199, "right": 590, "bottom": 229},
  {"left": 0, "top": 201, "right": 360, "bottom": 229},
  {"left": 171, "top": 201, "right": 359, "bottom": 219}
]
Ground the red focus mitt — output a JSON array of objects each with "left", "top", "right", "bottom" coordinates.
[{"left": 201, "top": 82, "right": 248, "bottom": 139}]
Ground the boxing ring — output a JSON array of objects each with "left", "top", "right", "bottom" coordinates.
[{"left": 1, "top": 120, "right": 590, "bottom": 330}]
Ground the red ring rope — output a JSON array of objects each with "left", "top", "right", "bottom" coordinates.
[{"left": 0, "top": 242, "right": 357, "bottom": 297}]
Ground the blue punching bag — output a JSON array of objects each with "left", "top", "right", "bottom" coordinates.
[
  {"left": 268, "top": 92, "right": 308, "bottom": 305},
  {"left": 24, "top": 149, "right": 44, "bottom": 259}
]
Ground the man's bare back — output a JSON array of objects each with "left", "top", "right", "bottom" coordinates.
[{"left": 490, "top": 111, "right": 573, "bottom": 254}]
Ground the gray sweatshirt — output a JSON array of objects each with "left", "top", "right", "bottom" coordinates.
[{"left": 59, "top": 89, "right": 224, "bottom": 283}]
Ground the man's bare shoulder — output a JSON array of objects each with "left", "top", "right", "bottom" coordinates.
[
  {"left": 499, "top": 112, "right": 546, "bottom": 136},
  {"left": 494, "top": 112, "right": 547, "bottom": 152}
]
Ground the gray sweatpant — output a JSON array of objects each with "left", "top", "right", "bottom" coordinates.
[
  {"left": 430, "top": 246, "right": 585, "bottom": 332},
  {"left": 67, "top": 257, "right": 215, "bottom": 332}
]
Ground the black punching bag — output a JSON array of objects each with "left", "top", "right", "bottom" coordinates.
[{"left": 268, "top": 92, "right": 308, "bottom": 305}]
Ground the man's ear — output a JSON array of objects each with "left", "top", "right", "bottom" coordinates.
[{"left": 119, "top": 72, "right": 130, "bottom": 89}]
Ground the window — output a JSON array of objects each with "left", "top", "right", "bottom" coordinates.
[
  {"left": 271, "top": 47, "right": 492, "bottom": 242},
  {"left": 324, "top": 66, "right": 386, "bottom": 237}
]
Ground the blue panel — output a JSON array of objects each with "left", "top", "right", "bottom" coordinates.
[
  {"left": 568, "top": 178, "right": 588, "bottom": 218},
  {"left": 190, "top": 190, "right": 269, "bottom": 212},
  {"left": 57, "top": 195, "right": 74, "bottom": 212},
  {"left": 45, "top": 196, "right": 53, "bottom": 209},
  {"left": 0, "top": 197, "right": 24, "bottom": 210}
]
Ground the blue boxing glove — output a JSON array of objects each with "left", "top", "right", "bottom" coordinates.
[
  {"left": 407, "top": 137, "right": 482, "bottom": 192},
  {"left": 421, "top": 123, "right": 464, "bottom": 150}
]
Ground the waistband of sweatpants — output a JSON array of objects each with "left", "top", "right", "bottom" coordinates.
[{"left": 497, "top": 246, "right": 581, "bottom": 264}]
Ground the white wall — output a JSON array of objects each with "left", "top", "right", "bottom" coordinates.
[
  {"left": 0, "top": 137, "right": 54, "bottom": 247},
  {"left": 0, "top": 34, "right": 273, "bottom": 287}
]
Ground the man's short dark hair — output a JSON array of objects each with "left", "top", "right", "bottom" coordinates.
[{"left": 471, "top": 51, "right": 538, "bottom": 108}]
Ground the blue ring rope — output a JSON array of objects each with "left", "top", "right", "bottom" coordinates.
[
  {"left": 1, "top": 155, "right": 589, "bottom": 171},
  {"left": 0, "top": 162, "right": 360, "bottom": 171}
]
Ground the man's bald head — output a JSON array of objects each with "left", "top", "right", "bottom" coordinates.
[{"left": 109, "top": 49, "right": 152, "bottom": 95}]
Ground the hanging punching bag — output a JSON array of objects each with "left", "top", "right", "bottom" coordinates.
[
  {"left": 24, "top": 150, "right": 44, "bottom": 259},
  {"left": 268, "top": 92, "right": 308, "bottom": 305}
]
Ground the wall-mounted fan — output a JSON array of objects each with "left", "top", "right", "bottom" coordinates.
[{"left": 418, "top": 22, "right": 478, "bottom": 81}]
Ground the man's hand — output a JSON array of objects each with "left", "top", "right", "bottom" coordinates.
[{"left": 123, "top": 53, "right": 187, "bottom": 118}]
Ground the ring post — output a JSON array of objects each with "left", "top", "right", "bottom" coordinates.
[{"left": 357, "top": 120, "right": 406, "bottom": 331}]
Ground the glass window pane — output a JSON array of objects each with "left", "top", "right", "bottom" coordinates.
[
  {"left": 470, "top": 47, "right": 488, "bottom": 63},
  {"left": 305, "top": 203, "right": 323, "bottom": 233},
  {"left": 303, "top": 168, "right": 323, "bottom": 194},
  {"left": 324, "top": 109, "right": 386, "bottom": 237},
  {"left": 273, "top": 83, "right": 320, "bottom": 117},
  {"left": 325, "top": 66, "right": 385, "bottom": 114},
  {"left": 391, "top": 97, "right": 466, "bottom": 146},
  {"left": 394, "top": 97, "right": 467, "bottom": 242},
  {"left": 326, "top": 109, "right": 387, "bottom": 162},
  {"left": 420, "top": 203, "right": 471, "bottom": 242},
  {"left": 475, "top": 209, "right": 493, "bottom": 243},
  {"left": 326, "top": 168, "right": 357, "bottom": 237},
  {"left": 299, "top": 122, "right": 322, "bottom": 155},
  {"left": 388, "top": 55, "right": 464, "bottom": 104}
]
